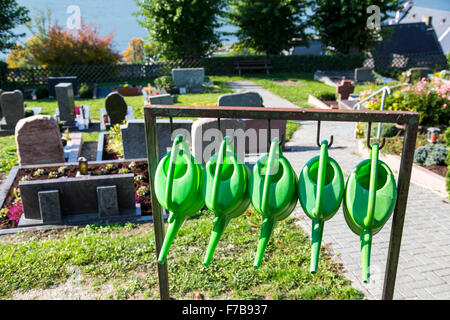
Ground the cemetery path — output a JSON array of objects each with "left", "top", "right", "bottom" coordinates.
[
  {"left": 236, "top": 80, "right": 450, "bottom": 300},
  {"left": 226, "top": 80, "right": 298, "bottom": 108}
]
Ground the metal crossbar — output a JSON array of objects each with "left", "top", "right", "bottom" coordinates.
[{"left": 144, "top": 105, "right": 419, "bottom": 300}]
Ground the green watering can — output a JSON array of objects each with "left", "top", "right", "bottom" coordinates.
[
  {"left": 343, "top": 141, "right": 397, "bottom": 283},
  {"left": 202, "top": 136, "right": 251, "bottom": 266},
  {"left": 154, "top": 134, "right": 205, "bottom": 264},
  {"left": 250, "top": 138, "right": 298, "bottom": 269},
  {"left": 298, "top": 138, "right": 344, "bottom": 274}
]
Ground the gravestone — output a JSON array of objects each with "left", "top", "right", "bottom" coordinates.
[
  {"left": 216, "top": 92, "right": 286, "bottom": 154},
  {"left": 19, "top": 174, "right": 136, "bottom": 224},
  {"left": 403, "top": 67, "right": 432, "bottom": 83},
  {"left": 55, "top": 83, "right": 75, "bottom": 124},
  {"left": 149, "top": 94, "right": 173, "bottom": 105},
  {"left": 172, "top": 68, "right": 205, "bottom": 92},
  {"left": 15, "top": 115, "right": 65, "bottom": 165},
  {"left": 191, "top": 118, "right": 245, "bottom": 164},
  {"left": 105, "top": 92, "right": 128, "bottom": 125},
  {"left": 38, "top": 190, "right": 62, "bottom": 223},
  {"left": 0, "top": 90, "right": 25, "bottom": 130},
  {"left": 354, "top": 68, "right": 374, "bottom": 83},
  {"left": 336, "top": 78, "right": 354, "bottom": 100},
  {"left": 48, "top": 76, "right": 78, "bottom": 97},
  {"left": 120, "top": 119, "right": 193, "bottom": 159},
  {"left": 217, "top": 92, "right": 263, "bottom": 107}
]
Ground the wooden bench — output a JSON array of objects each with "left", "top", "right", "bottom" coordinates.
[{"left": 234, "top": 60, "right": 272, "bottom": 76}]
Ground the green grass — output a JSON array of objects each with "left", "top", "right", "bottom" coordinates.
[
  {"left": 0, "top": 209, "right": 363, "bottom": 300},
  {"left": 0, "top": 135, "right": 17, "bottom": 179}
]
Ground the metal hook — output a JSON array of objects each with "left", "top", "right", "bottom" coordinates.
[
  {"left": 316, "top": 121, "right": 333, "bottom": 148},
  {"left": 367, "top": 122, "right": 386, "bottom": 149}
]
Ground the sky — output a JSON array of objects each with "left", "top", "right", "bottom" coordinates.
[{"left": 3, "top": 0, "right": 450, "bottom": 59}]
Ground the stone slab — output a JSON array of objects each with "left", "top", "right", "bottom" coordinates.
[
  {"left": 217, "top": 92, "right": 263, "bottom": 107},
  {"left": 354, "top": 67, "right": 374, "bottom": 82},
  {"left": 38, "top": 190, "right": 62, "bottom": 223},
  {"left": 149, "top": 94, "right": 173, "bottom": 105},
  {"left": 0, "top": 90, "right": 24, "bottom": 130},
  {"left": 97, "top": 185, "right": 119, "bottom": 217}
]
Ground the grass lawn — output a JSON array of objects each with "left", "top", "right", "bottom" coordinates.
[{"left": 0, "top": 207, "right": 363, "bottom": 300}]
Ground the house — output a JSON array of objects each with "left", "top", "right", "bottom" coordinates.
[
  {"left": 368, "top": 22, "right": 447, "bottom": 69},
  {"left": 390, "top": 2, "right": 450, "bottom": 54}
]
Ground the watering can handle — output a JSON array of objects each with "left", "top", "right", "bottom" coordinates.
[
  {"left": 365, "top": 142, "right": 379, "bottom": 228},
  {"left": 165, "top": 134, "right": 186, "bottom": 210},
  {"left": 261, "top": 138, "right": 280, "bottom": 214},
  {"left": 211, "top": 137, "right": 232, "bottom": 210},
  {"left": 313, "top": 140, "right": 329, "bottom": 219}
]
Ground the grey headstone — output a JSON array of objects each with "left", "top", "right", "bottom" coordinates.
[
  {"left": 404, "top": 67, "right": 432, "bottom": 83},
  {"left": 120, "top": 119, "right": 193, "bottom": 160},
  {"left": 38, "top": 190, "right": 62, "bottom": 223},
  {"left": 20, "top": 174, "right": 136, "bottom": 220},
  {"left": 15, "top": 115, "right": 65, "bottom": 166},
  {"left": 105, "top": 92, "right": 127, "bottom": 125},
  {"left": 97, "top": 185, "right": 119, "bottom": 217},
  {"left": 191, "top": 118, "right": 245, "bottom": 164},
  {"left": 0, "top": 90, "right": 24, "bottom": 130},
  {"left": 217, "top": 92, "right": 263, "bottom": 107},
  {"left": 149, "top": 94, "right": 173, "bottom": 105},
  {"left": 55, "top": 83, "right": 75, "bottom": 124},
  {"left": 354, "top": 68, "right": 374, "bottom": 82},
  {"left": 48, "top": 76, "right": 78, "bottom": 97},
  {"left": 172, "top": 68, "right": 205, "bottom": 92}
]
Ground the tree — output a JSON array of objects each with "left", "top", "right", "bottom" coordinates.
[
  {"left": 135, "top": 0, "right": 226, "bottom": 60},
  {"left": 227, "top": 0, "right": 309, "bottom": 55},
  {"left": 310, "top": 0, "right": 404, "bottom": 54},
  {"left": 122, "top": 38, "right": 156, "bottom": 64},
  {"left": 26, "top": 21, "right": 121, "bottom": 66},
  {"left": 0, "top": 0, "right": 30, "bottom": 54}
]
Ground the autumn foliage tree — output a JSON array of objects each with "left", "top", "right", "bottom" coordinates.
[{"left": 25, "top": 21, "right": 121, "bottom": 67}]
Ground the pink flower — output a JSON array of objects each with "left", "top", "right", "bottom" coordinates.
[{"left": 444, "top": 104, "right": 448, "bottom": 108}]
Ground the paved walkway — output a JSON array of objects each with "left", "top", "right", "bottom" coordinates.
[{"left": 230, "top": 80, "right": 450, "bottom": 300}]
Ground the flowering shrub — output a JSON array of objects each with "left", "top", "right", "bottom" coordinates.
[
  {"left": 135, "top": 186, "right": 149, "bottom": 204},
  {"left": 362, "top": 78, "right": 450, "bottom": 126},
  {"left": 57, "top": 166, "right": 68, "bottom": 175},
  {"left": 20, "top": 175, "right": 32, "bottom": 182},
  {"left": 0, "top": 208, "right": 8, "bottom": 218},
  {"left": 33, "top": 169, "right": 45, "bottom": 176},
  {"left": 128, "top": 161, "right": 137, "bottom": 169},
  {"left": 134, "top": 175, "right": 145, "bottom": 182},
  {"left": 7, "top": 202, "right": 23, "bottom": 223},
  {"left": 118, "top": 168, "right": 129, "bottom": 174},
  {"left": 105, "top": 164, "right": 115, "bottom": 172},
  {"left": 48, "top": 171, "right": 58, "bottom": 178}
]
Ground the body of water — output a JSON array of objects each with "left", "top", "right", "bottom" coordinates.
[{"left": 5, "top": 0, "right": 450, "bottom": 59}]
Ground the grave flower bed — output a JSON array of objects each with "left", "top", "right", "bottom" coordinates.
[{"left": 0, "top": 160, "right": 151, "bottom": 229}]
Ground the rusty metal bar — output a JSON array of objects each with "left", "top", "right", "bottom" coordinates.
[
  {"left": 382, "top": 117, "right": 419, "bottom": 300},
  {"left": 144, "top": 105, "right": 417, "bottom": 124},
  {"left": 144, "top": 110, "right": 170, "bottom": 300}
]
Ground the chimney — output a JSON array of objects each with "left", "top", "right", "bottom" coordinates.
[{"left": 422, "top": 15, "right": 432, "bottom": 26}]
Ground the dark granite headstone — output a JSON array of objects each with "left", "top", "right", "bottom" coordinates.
[
  {"left": 105, "top": 92, "right": 128, "bottom": 125},
  {"left": 48, "top": 76, "right": 78, "bottom": 97},
  {"left": 55, "top": 83, "right": 75, "bottom": 124},
  {"left": 20, "top": 174, "right": 136, "bottom": 221}
]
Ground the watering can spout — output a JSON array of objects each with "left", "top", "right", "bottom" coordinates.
[
  {"left": 203, "top": 214, "right": 231, "bottom": 266},
  {"left": 361, "top": 229, "right": 372, "bottom": 283},
  {"left": 158, "top": 212, "right": 186, "bottom": 264},
  {"left": 253, "top": 216, "right": 276, "bottom": 269},
  {"left": 310, "top": 218, "right": 324, "bottom": 274}
]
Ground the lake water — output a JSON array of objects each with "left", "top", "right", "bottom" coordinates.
[{"left": 7, "top": 0, "right": 450, "bottom": 58}]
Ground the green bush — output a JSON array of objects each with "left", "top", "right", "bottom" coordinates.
[
  {"left": 414, "top": 144, "right": 448, "bottom": 166},
  {"left": 154, "top": 75, "right": 174, "bottom": 93},
  {"left": 79, "top": 83, "right": 93, "bottom": 99},
  {"left": 363, "top": 123, "right": 399, "bottom": 138},
  {"left": 35, "top": 86, "right": 49, "bottom": 100},
  {"left": 314, "top": 91, "right": 336, "bottom": 101},
  {"left": 24, "top": 109, "right": 34, "bottom": 117},
  {"left": 444, "top": 127, "right": 450, "bottom": 147}
]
